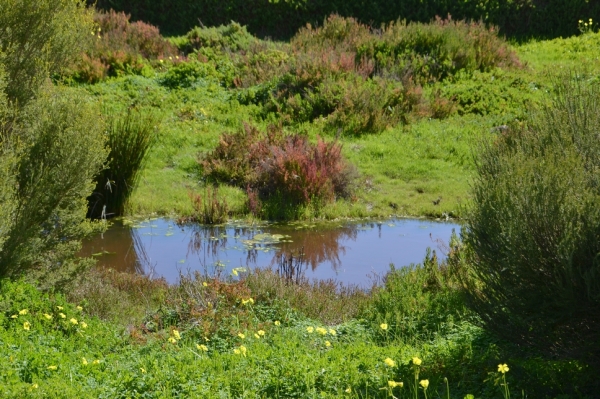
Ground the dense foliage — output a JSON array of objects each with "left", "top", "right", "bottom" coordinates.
[
  {"left": 92, "top": 0, "right": 600, "bottom": 39},
  {"left": 463, "top": 75, "right": 600, "bottom": 384},
  {"left": 0, "top": 0, "right": 106, "bottom": 282}
]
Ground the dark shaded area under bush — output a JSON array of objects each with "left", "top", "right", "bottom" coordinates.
[{"left": 91, "top": 0, "right": 600, "bottom": 40}]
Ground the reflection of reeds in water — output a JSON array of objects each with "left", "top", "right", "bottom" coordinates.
[
  {"left": 131, "top": 227, "right": 156, "bottom": 276},
  {"left": 271, "top": 225, "right": 358, "bottom": 271},
  {"left": 186, "top": 224, "right": 231, "bottom": 276},
  {"left": 277, "top": 247, "right": 305, "bottom": 285}
]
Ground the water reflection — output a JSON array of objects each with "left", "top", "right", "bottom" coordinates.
[{"left": 79, "top": 218, "right": 460, "bottom": 286}]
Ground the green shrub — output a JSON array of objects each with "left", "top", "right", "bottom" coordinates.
[
  {"left": 88, "top": 108, "right": 157, "bottom": 219},
  {"left": 160, "top": 60, "right": 220, "bottom": 88},
  {"left": 0, "top": 86, "right": 107, "bottom": 283},
  {"left": 180, "top": 21, "right": 257, "bottom": 54},
  {"left": 463, "top": 74, "right": 600, "bottom": 385},
  {"left": 0, "top": 0, "right": 94, "bottom": 105}
]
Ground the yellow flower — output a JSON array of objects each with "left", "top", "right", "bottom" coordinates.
[
  {"left": 19, "top": 309, "right": 28, "bottom": 315},
  {"left": 419, "top": 379, "right": 429, "bottom": 389},
  {"left": 328, "top": 328, "right": 336, "bottom": 336},
  {"left": 80, "top": 322, "right": 88, "bottom": 329},
  {"left": 233, "top": 348, "right": 240, "bottom": 355},
  {"left": 316, "top": 327, "right": 327, "bottom": 335},
  {"left": 242, "top": 298, "right": 254, "bottom": 305},
  {"left": 412, "top": 357, "right": 422, "bottom": 366},
  {"left": 10, "top": 314, "right": 17, "bottom": 319},
  {"left": 43, "top": 314, "right": 53, "bottom": 320},
  {"left": 384, "top": 358, "right": 396, "bottom": 367},
  {"left": 31, "top": 383, "right": 38, "bottom": 389},
  {"left": 23, "top": 322, "right": 31, "bottom": 331},
  {"left": 168, "top": 337, "right": 177, "bottom": 344},
  {"left": 498, "top": 363, "right": 509, "bottom": 374},
  {"left": 274, "top": 321, "right": 281, "bottom": 326},
  {"left": 70, "top": 318, "right": 78, "bottom": 325},
  {"left": 57, "top": 306, "right": 63, "bottom": 310},
  {"left": 202, "top": 281, "right": 208, "bottom": 287},
  {"left": 238, "top": 333, "right": 245, "bottom": 339},
  {"left": 306, "top": 326, "right": 314, "bottom": 333},
  {"left": 197, "top": 344, "right": 208, "bottom": 352},
  {"left": 59, "top": 313, "right": 66, "bottom": 319},
  {"left": 76, "top": 306, "right": 83, "bottom": 311},
  {"left": 232, "top": 269, "right": 238, "bottom": 276},
  {"left": 140, "top": 367, "right": 146, "bottom": 373},
  {"left": 257, "top": 330, "right": 265, "bottom": 336},
  {"left": 92, "top": 359, "right": 100, "bottom": 365},
  {"left": 239, "top": 345, "right": 247, "bottom": 356},
  {"left": 579, "top": 20, "right": 583, "bottom": 23},
  {"left": 169, "top": 56, "right": 173, "bottom": 60},
  {"left": 388, "top": 381, "right": 403, "bottom": 388},
  {"left": 325, "top": 340, "right": 331, "bottom": 347},
  {"left": 82, "top": 357, "right": 88, "bottom": 365},
  {"left": 254, "top": 333, "right": 259, "bottom": 339},
  {"left": 380, "top": 323, "right": 388, "bottom": 330},
  {"left": 47, "top": 365, "right": 57, "bottom": 370},
  {"left": 345, "top": 387, "right": 352, "bottom": 393},
  {"left": 173, "top": 330, "right": 181, "bottom": 340}
]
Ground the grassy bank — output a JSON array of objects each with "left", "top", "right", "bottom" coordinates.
[{"left": 70, "top": 15, "right": 600, "bottom": 221}]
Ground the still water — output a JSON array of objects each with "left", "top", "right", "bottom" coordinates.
[{"left": 79, "top": 218, "right": 460, "bottom": 286}]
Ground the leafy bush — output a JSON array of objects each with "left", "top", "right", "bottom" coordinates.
[
  {"left": 160, "top": 60, "right": 221, "bottom": 88},
  {"left": 0, "top": 0, "right": 94, "bottom": 105},
  {"left": 179, "top": 21, "right": 257, "bottom": 54},
  {"left": 201, "top": 124, "right": 356, "bottom": 219},
  {"left": 462, "top": 74, "right": 600, "bottom": 384},
  {"left": 88, "top": 108, "right": 157, "bottom": 219}
]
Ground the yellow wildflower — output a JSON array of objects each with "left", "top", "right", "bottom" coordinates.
[
  {"left": 233, "top": 348, "right": 241, "bottom": 355},
  {"left": 47, "top": 365, "right": 57, "bottom": 370},
  {"left": 141, "top": 367, "right": 146, "bottom": 373},
  {"left": 202, "top": 281, "right": 208, "bottom": 287},
  {"left": 76, "top": 306, "right": 83, "bottom": 311},
  {"left": 328, "top": 328, "right": 336, "bottom": 335},
  {"left": 498, "top": 363, "right": 509, "bottom": 374},
  {"left": 239, "top": 345, "right": 247, "bottom": 356},
  {"left": 10, "top": 314, "right": 17, "bottom": 319},
  {"left": 257, "top": 330, "right": 265, "bottom": 336},
  {"left": 384, "top": 358, "right": 396, "bottom": 367},
  {"left": 388, "top": 381, "right": 403, "bottom": 388},
  {"left": 412, "top": 357, "right": 422, "bottom": 366},
  {"left": 306, "top": 326, "right": 314, "bottom": 333},
  {"left": 254, "top": 333, "right": 260, "bottom": 339},
  {"left": 80, "top": 322, "right": 88, "bottom": 329},
  {"left": 31, "top": 383, "right": 38, "bottom": 389},
  {"left": 82, "top": 357, "right": 88, "bottom": 365},
  {"left": 325, "top": 341, "right": 331, "bottom": 347},
  {"left": 173, "top": 330, "right": 181, "bottom": 340},
  {"left": 241, "top": 298, "right": 254, "bottom": 305},
  {"left": 59, "top": 313, "right": 66, "bottom": 319},
  {"left": 168, "top": 337, "right": 177, "bottom": 344},
  {"left": 274, "top": 321, "right": 281, "bottom": 326},
  {"left": 196, "top": 344, "right": 208, "bottom": 352},
  {"left": 43, "top": 314, "right": 53, "bottom": 320},
  {"left": 19, "top": 309, "right": 28, "bottom": 315},
  {"left": 57, "top": 306, "right": 63, "bottom": 310},
  {"left": 23, "top": 322, "right": 31, "bottom": 331},
  {"left": 70, "top": 318, "right": 78, "bottom": 325},
  {"left": 238, "top": 333, "right": 245, "bottom": 339},
  {"left": 380, "top": 323, "right": 388, "bottom": 330},
  {"left": 92, "top": 359, "right": 100, "bottom": 365},
  {"left": 345, "top": 387, "right": 351, "bottom": 393},
  {"left": 316, "top": 327, "right": 327, "bottom": 335},
  {"left": 419, "top": 379, "right": 429, "bottom": 389}
]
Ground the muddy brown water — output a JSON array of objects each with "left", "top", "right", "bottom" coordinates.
[{"left": 79, "top": 218, "right": 460, "bottom": 286}]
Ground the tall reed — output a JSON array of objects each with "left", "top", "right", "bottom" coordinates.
[{"left": 88, "top": 108, "right": 157, "bottom": 219}]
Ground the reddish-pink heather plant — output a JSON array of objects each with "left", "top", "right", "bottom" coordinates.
[{"left": 201, "top": 124, "right": 355, "bottom": 215}]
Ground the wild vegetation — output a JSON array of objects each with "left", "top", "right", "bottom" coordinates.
[{"left": 1, "top": 1, "right": 600, "bottom": 398}]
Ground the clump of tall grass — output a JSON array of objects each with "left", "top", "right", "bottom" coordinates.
[
  {"left": 88, "top": 108, "right": 157, "bottom": 219},
  {"left": 188, "top": 185, "right": 229, "bottom": 224}
]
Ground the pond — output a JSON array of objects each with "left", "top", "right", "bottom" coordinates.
[{"left": 79, "top": 218, "right": 461, "bottom": 287}]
